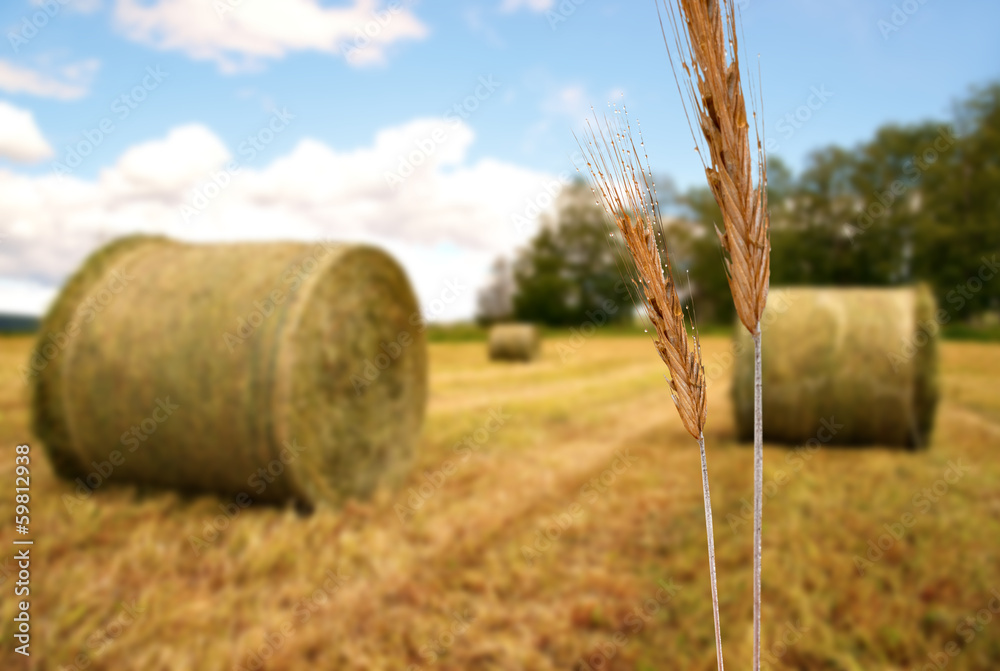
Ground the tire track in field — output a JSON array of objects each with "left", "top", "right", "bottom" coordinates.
[
  {"left": 258, "top": 392, "right": 681, "bottom": 670},
  {"left": 429, "top": 362, "right": 661, "bottom": 415},
  {"left": 430, "top": 350, "right": 647, "bottom": 387},
  {"left": 263, "top": 376, "right": 732, "bottom": 670},
  {"left": 940, "top": 402, "right": 1000, "bottom": 435}
]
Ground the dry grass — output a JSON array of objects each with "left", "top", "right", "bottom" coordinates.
[
  {"left": 580, "top": 105, "right": 721, "bottom": 666},
  {"left": 2, "top": 334, "right": 999, "bottom": 669}
]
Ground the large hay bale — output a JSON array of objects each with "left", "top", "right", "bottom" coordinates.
[
  {"left": 31, "top": 235, "right": 427, "bottom": 506},
  {"left": 732, "top": 285, "right": 939, "bottom": 448},
  {"left": 488, "top": 323, "right": 540, "bottom": 362}
]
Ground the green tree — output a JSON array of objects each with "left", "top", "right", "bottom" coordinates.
[{"left": 511, "top": 180, "right": 635, "bottom": 326}]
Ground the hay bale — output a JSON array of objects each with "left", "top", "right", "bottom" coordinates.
[
  {"left": 732, "top": 285, "right": 939, "bottom": 448},
  {"left": 31, "top": 235, "right": 427, "bottom": 506},
  {"left": 488, "top": 323, "right": 540, "bottom": 362}
]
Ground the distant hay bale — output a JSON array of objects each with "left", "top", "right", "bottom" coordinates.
[
  {"left": 488, "top": 324, "right": 540, "bottom": 362},
  {"left": 31, "top": 235, "right": 427, "bottom": 507},
  {"left": 732, "top": 286, "right": 939, "bottom": 448}
]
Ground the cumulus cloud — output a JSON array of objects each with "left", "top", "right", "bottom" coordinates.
[
  {"left": 0, "top": 102, "right": 54, "bottom": 162},
  {"left": 1, "top": 117, "right": 561, "bottom": 319},
  {"left": 0, "top": 278, "right": 57, "bottom": 316},
  {"left": 113, "top": 0, "right": 429, "bottom": 72},
  {"left": 0, "top": 58, "right": 100, "bottom": 100}
]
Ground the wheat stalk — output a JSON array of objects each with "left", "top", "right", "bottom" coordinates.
[
  {"left": 579, "top": 107, "right": 723, "bottom": 671},
  {"left": 658, "top": 1, "right": 772, "bottom": 669}
]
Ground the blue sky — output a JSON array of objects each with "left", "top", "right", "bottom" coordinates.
[{"left": 1, "top": 0, "right": 998, "bottom": 318}]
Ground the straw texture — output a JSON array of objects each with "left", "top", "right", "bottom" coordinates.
[
  {"left": 732, "top": 286, "right": 939, "bottom": 448},
  {"left": 488, "top": 323, "right": 541, "bottom": 362},
  {"left": 32, "top": 235, "right": 427, "bottom": 507}
]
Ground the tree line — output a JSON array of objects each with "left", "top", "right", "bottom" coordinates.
[{"left": 479, "top": 81, "right": 1000, "bottom": 327}]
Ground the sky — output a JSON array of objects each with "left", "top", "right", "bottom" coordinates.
[{"left": 0, "top": 0, "right": 998, "bottom": 320}]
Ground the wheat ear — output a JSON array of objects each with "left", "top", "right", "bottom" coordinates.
[
  {"left": 658, "top": 1, "right": 772, "bottom": 669},
  {"left": 579, "top": 107, "right": 723, "bottom": 671}
]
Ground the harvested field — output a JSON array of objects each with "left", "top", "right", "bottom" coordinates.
[{"left": 1, "top": 334, "right": 999, "bottom": 670}]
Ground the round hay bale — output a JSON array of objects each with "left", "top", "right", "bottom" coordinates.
[
  {"left": 732, "top": 285, "right": 939, "bottom": 448},
  {"left": 31, "top": 235, "right": 427, "bottom": 507},
  {"left": 488, "top": 323, "right": 540, "bottom": 362}
]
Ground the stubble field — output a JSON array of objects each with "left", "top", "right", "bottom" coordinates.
[{"left": 1, "top": 333, "right": 998, "bottom": 670}]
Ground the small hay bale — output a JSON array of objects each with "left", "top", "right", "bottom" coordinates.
[
  {"left": 488, "top": 323, "right": 540, "bottom": 362},
  {"left": 31, "top": 235, "right": 427, "bottom": 506},
  {"left": 732, "top": 285, "right": 939, "bottom": 448}
]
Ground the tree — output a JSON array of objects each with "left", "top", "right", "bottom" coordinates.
[
  {"left": 677, "top": 81, "right": 1000, "bottom": 323},
  {"left": 475, "top": 258, "right": 514, "bottom": 325},
  {"left": 510, "top": 180, "right": 635, "bottom": 326}
]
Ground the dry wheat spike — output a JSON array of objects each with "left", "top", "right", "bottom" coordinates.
[
  {"left": 660, "top": 2, "right": 773, "bottom": 670},
  {"left": 579, "top": 107, "right": 723, "bottom": 670},
  {"left": 579, "top": 110, "right": 706, "bottom": 439},
  {"left": 660, "top": 0, "right": 771, "bottom": 332}
]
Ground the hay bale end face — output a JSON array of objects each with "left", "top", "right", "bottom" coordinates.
[
  {"left": 732, "top": 286, "right": 939, "bottom": 448},
  {"left": 32, "top": 236, "right": 427, "bottom": 507},
  {"left": 488, "top": 324, "right": 540, "bottom": 362}
]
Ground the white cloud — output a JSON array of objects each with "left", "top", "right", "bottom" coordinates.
[
  {"left": 0, "top": 278, "right": 56, "bottom": 316},
  {"left": 113, "top": 0, "right": 429, "bottom": 72},
  {"left": 0, "top": 118, "right": 561, "bottom": 320},
  {"left": 0, "top": 59, "right": 99, "bottom": 100},
  {"left": 105, "top": 124, "right": 231, "bottom": 196},
  {"left": 500, "top": 0, "right": 555, "bottom": 12},
  {"left": 0, "top": 102, "right": 53, "bottom": 162}
]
